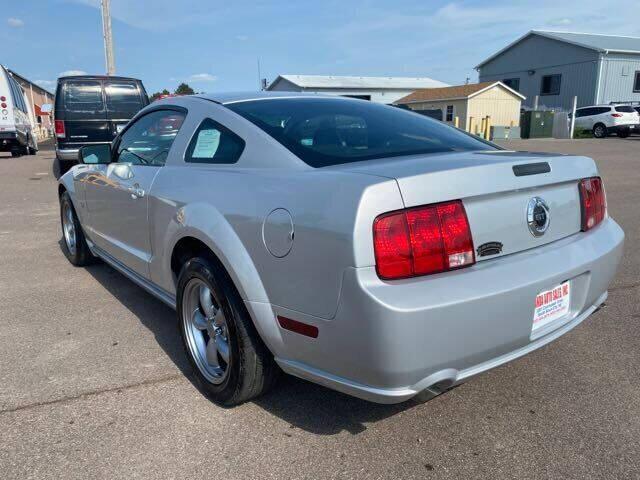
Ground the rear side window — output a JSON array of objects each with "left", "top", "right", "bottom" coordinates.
[
  {"left": 185, "top": 118, "right": 245, "bottom": 164},
  {"left": 64, "top": 81, "right": 104, "bottom": 115},
  {"left": 595, "top": 107, "right": 612, "bottom": 115},
  {"left": 105, "top": 81, "right": 144, "bottom": 118},
  {"left": 227, "top": 98, "right": 495, "bottom": 168},
  {"left": 614, "top": 106, "right": 635, "bottom": 113}
]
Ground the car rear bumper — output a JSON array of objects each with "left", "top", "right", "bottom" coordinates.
[
  {"left": 56, "top": 147, "right": 79, "bottom": 161},
  {"left": 608, "top": 124, "right": 636, "bottom": 131},
  {"left": 0, "top": 131, "right": 19, "bottom": 151},
  {"left": 270, "top": 217, "right": 624, "bottom": 403}
]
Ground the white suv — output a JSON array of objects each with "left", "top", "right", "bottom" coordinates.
[{"left": 573, "top": 105, "right": 640, "bottom": 138}]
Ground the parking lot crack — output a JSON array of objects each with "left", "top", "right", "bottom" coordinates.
[
  {"left": 609, "top": 282, "right": 640, "bottom": 292},
  {"left": 0, "top": 373, "right": 184, "bottom": 416}
]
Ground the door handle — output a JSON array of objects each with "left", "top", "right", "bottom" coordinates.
[{"left": 128, "top": 184, "right": 145, "bottom": 199}]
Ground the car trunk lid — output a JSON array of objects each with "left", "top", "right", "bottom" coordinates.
[{"left": 331, "top": 150, "right": 597, "bottom": 261}]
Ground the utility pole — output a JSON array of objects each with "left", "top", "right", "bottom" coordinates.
[{"left": 101, "top": 0, "right": 116, "bottom": 75}]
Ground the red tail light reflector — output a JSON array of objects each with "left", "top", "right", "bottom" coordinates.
[
  {"left": 373, "top": 200, "right": 475, "bottom": 280},
  {"left": 277, "top": 316, "right": 319, "bottom": 338},
  {"left": 579, "top": 177, "right": 606, "bottom": 231},
  {"left": 0, "top": 96, "right": 5, "bottom": 102},
  {"left": 611, "top": 113, "right": 623, "bottom": 118},
  {"left": 55, "top": 120, "right": 65, "bottom": 139}
]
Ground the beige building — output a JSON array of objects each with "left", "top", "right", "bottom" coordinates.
[
  {"left": 395, "top": 81, "right": 525, "bottom": 134},
  {"left": 9, "top": 69, "right": 54, "bottom": 141}
]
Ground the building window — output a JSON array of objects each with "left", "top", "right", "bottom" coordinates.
[
  {"left": 634, "top": 71, "right": 640, "bottom": 93},
  {"left": 540, "top": 74, "right": 561, "bottom": 96},
  {"left": 445, "top": 105, "right": 454, "bottom": 122},
  {"left": 503, "top": 78, "right": 520, "bottom": 91}
]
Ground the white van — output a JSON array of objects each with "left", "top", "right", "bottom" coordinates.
[{"left": 0, "top": 65, "right": 38, "bottom": 157}]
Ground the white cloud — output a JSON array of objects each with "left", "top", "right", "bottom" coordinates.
[
  {"left": 547, "top": 18, "right": 573, "bottom": 26},
  {"left": 59, "top": 70, "right": 88, "bottom": 77},
  {"left": 235, "top": 34, "right": 249, "bottom": 41},
  {"left": 186, "top": 73, "right": 217, "bottom": 83},
  {"left": 7, "top": 17, "right": 24, "bottom": 28},
  {"left": 326, "top": 0, "right": 640, "bottom": 85}
]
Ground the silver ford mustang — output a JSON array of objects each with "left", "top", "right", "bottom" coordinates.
[{"left": 58, "top": 92, "right": 624, "bottom": 405}]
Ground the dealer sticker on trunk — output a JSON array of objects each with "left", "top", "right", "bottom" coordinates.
[{"left": 532, "top": 281, "right": 571, "bottom": 331}]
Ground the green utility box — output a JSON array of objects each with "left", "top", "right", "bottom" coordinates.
[{"left": 520, "top": 111, "right": 554, "bottom": 138}]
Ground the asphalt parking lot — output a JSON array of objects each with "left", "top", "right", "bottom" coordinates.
[{"left": 0, "top": 137, "right": 638, "bottom": 479}]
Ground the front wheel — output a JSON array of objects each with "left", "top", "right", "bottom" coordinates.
[
  {"left": 177, "top": 256, "right": 278, "bottom": 406},
  {"left": 593, "top": 123, "right": 607, "bottom": 138},
  {"left": 60, "top": 191, "right": 94, "bottom": 266}
]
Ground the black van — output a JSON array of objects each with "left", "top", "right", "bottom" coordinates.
[{"left": 54, "top": 75, "right": 149, "bottom": 169}]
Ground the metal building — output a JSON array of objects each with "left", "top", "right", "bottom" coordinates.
[
  {"left": 476, "top": 31, "right": 640, "bottom": 110},
  {"left": 266, "top": 75, "right": 448, "bottom": 104}
]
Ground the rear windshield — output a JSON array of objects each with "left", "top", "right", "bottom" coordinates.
[
  {"left": 227, "top": 98, "right": 496, "bottom": 167},
  {"left": 63, "top": 80, "right": 104, "bottom": 115},
  {"left": 614, "top": 106, "right": 636, "bottom": 113},
  {"left": 105, "top": 81, "right": 144, "bottom": 118}
]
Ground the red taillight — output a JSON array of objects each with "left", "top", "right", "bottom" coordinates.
[
  {"left": 0, "top": 96, "right": 5, "bottom": 102},
  {"left": 611, "top": 113, "right": 623, "bottom": 118},
  {"left": 373, "top": 200, "right": 475, "bottom": 280},
  {"left": 55, "top": 120, "right": 65, "bottom": 138},
  {"left": 0, "top": 103, "right": 6, "bottom": 109},
  {"left": 579, "top": 177, "right": 606, "bottom": 231}
]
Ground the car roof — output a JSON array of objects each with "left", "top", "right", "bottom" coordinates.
[
  {"left": 577, "top": 105, "right": 614, "bottom": 109},
  {"left": 194, "top": 91, "right": 349, "bottom": 105},
  {"left": 57, "top": 75, "right": 143, "bottom": 82}
]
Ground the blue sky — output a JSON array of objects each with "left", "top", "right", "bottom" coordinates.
[{"left": 3, "top": 0, "right": 639, "bottom": 95}]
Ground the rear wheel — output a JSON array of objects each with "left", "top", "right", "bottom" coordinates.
[
  {"left": 593, "top": 123, "right": 607, "bottom": 138},
  {"left": 60, "top": 191, "right": 94, "bottom": 266},
  {"left": 11, "top": 150, "right": 20, "bottom": 158},
  {"left": 177, "top": 256, "right": 278, "bottom": 406}
]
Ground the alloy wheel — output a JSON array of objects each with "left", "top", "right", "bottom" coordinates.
[
  {"left": 182, "top": 278, "right": 231, "bottom": 384},
  {"left": 62, "top": 201, "right": 77, "bottom": 256}
]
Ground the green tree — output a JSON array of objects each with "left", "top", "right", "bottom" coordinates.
[
  {"left": 174, "top": 83, "right": 195, "bottom": 95},
  {"left": 149, "top": 89, "right": 170, "bottom": 102}
]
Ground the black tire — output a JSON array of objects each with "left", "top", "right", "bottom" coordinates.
[
  {"left": 57, "top": 159, "right": 75, "bottom": 176},
  {"left": 11, "top": 151, "right": 20, "bottom": 158},
  {"left": 177, "top": 256, "right": 278, "bottom": 406},
  {"left": 59, "top": 191, "right": 94, "bottom": 266},
  {"left": 617, "top": 128, "right": 630, "bottom": 138},
  {"left": 593, "top": 123, "right": 608, "bottom": 138}
]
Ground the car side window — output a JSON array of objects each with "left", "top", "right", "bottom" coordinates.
[
  {"left": 116, "top": 109, "right": 186, "bottom": 166},
  {"left": 185, "top": 118, "right": 245, "bottom": 164}
]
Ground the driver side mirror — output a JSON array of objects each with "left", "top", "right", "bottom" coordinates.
[{"left": 79, "top": 144, "right": 112, "bottom": 164}]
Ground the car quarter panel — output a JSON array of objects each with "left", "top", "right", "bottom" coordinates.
[{"left": 148, "top": 166, "right": 403, "bottom": 321}]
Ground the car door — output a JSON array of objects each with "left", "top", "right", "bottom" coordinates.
[
  {"left": 104, "top": 80, "right": 147, "bottom": 138},
  {"left": 574, "top": 108, "right": 587, "bottom": 130},
  {"left": 60, "top": 79, "right": 112, "bottom": 146},
  {"left": 83, "top": 108, "right": 186, "bottom": 278}
]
